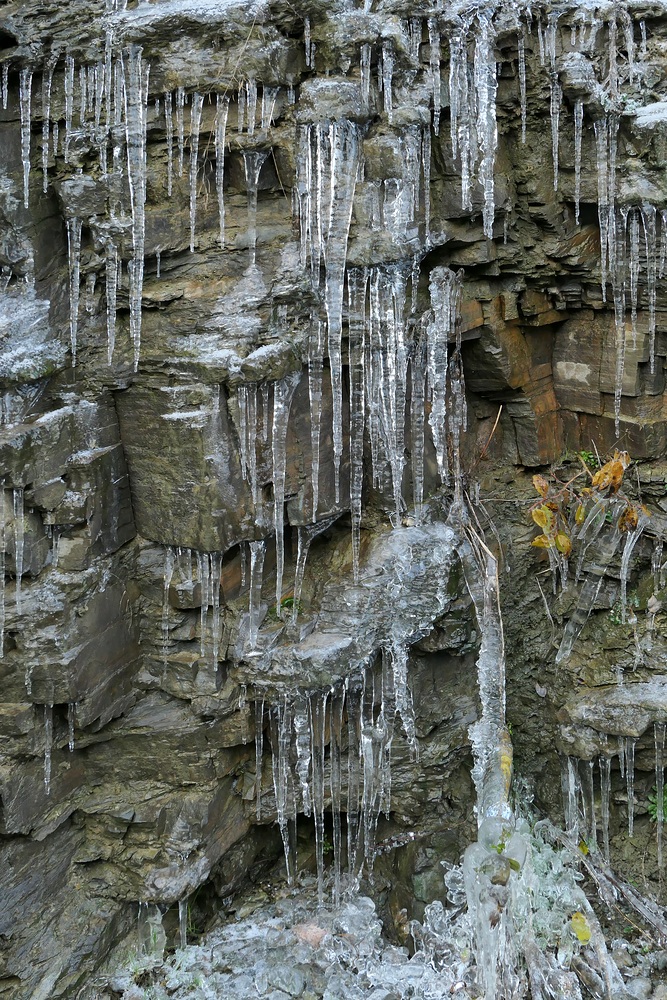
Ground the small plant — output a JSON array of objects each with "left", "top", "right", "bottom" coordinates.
[
  {"left": 647, "top": 786, "right": 667, "bottom": 823},
  {"left": 267, "top": 595, "right": 303, "bottom": 621},
  {"left": 579, "top": 449, "right": 598, "bottom": 468}
]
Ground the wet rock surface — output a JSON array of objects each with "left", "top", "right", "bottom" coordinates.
[{"left": 2, "top": 0, "right": 667, "bottom": 996}]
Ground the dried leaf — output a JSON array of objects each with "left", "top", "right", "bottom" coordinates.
[
  {"left": 618, "top": 505, "right": 639, "bottom": 532},
  {"left": 575, "top": 504, "right": 586, "bottom": 526},
  {"left": 591, "top": 451, "right": 631, "bottom": 494},
  {"left": 570, "top": 911, "right": 591, "bottom": 944},
  {"left": 531, "top": 505, "right": 556, "bottom": 532},
  {"left": 531, "top": 534, "right": 553, "bottom": 549},
  {"left": 555, "top": 532, "right": 572, "bottom": 556},
  {"left": 533, "top": 474, "right": 550, "bottom": 498}
]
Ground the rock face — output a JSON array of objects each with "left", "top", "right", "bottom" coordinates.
[{"left": 2, "top": 0, "right": 667, "bottom": 996}]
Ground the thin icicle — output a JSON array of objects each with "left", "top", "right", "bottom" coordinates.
[
  {"left": 382, "top": 42, "right": 394, "bottom": 123},
  {"left": 271, "top": 372, "right": 301, "bottom": 616},
  {"left": 176, "top": 87, "right": 186, "bottom": 177},
  {"left": 19, "top": 69, "right": 32, "bottom": 208},
  {"left": 162, "top": 546, "right": 175, "bottom": 670},
  {"left": 44, "top": 704, "right": 53, "bottom": 795},
  {"left": 68, "top": 702, "right": 76, "bottom": 752},
  {"left": 550, "top": 75, "right": 562, "bottom": 191},
  {"left": 428, "top": 19, "right": 441, "bottom": 136},
  {"left": 518, "top": 29, "right": 527, "bottom": 144},
  {"left": 215, "top": 94, "right": 229, "bottom": 247},
  {"left": 124, "top": 46, "right": 150, "bottom": 371},
  {"left": 308, "top": 317, "right": 323, "bottom": 516},
  {"left": 242, "top": 151, "right": 268, "bottom": 266},
  {"left": 64, "top": 55, "right": 75, "bottom": 162},
  {"left": 41, "top": 57, "right": 57, "bottom": 194},
  {"left": 248, "top": 539, "right": 265, "bottom": 649},
  {"left": 105, "top": 239, "right": 118, "bottom": 364},
  {"left": 360, "top": 44, "right": 371, "bottom": 111},
  {"left": 600, "top": 755, "right": 611, "bottom": 862},
  {"left": 656, "top": 723, "right": 665, "bottom": 868},
  {"left": 474, "top": 14, "right": 498, "bottom": 238},
  {"left": 255, "top": 696, "right": 265, "bottom": 819},
  {"left": 164, "top": 90, "right": 173, "bottom": 196},
  {"left": 574, "top": 99, "right": 584, "bottom": 224},
  {"left": 1, "top": 64, "right": 8, "bottom": 110},
  {"left": 66, "top": 218, "right": 82, "bottom": 367},
  {"left": 642, "top": 203, "right": 657, "bottom": 373},
  {"left": 627, "top": 738, "right": 636, "bottom": 837},
  {"left": 348, "top": 269, "right": 367, "bottom": 580},
  {"left": 189, "top": 92, "right": 204, "bottom": 252},
  {"left": 210, "top": 552, "right": 222, "bottom": 667}
]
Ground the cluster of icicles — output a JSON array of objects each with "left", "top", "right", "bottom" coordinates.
[
  {"left": 2, "top": 1, "right": 660, "bottom": 384},
  {"left": 563, "top": 724, "right": 667, "bottom": 868}
]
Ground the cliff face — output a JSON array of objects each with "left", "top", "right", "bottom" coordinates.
[{"left": 2, "top": 0, "right": 667, "bottom": 996}]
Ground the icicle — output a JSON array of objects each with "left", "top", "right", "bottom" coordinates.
[
  {"left": 270, "top": 698, "right": 296, "bottom": 883},
  {"left": 255, "top": 695, "right": 264, "bottom": 819},
  {"left": 600, "top": 755, "right": 611, "bottom": 862},
  {"left": 594, "top": 119, "right": 609, "bottom": 302},
  {"left": 210, "top": 552, "right": 222, "bottom": 666},
  {"left": 346, "top": 679, "right": 362, "bottom": 876},
  {"left": 124, "top": 46, "right": 150, "bottom": 371},
  {"left": 246, "top": 79, "right": 257, "bottom": 136},
  {"left": 260, "top": 85, "right": 279, "bottom": 132},
  {"left": 475, "top": 14, "right": 498, "bottom": 239},
  {"left": 198, "top": 552, "right": 209, "bottom": 657},
  {"left": 215, "top": 94, "right": 229, "bottom": 247},
  {"left": 518, "top": 29, "right": 527, "bottom": 144},
  {"left": 564, "top": 756, "right": 580, "bottom": 841},
  {"left": 188, "top": 92, "right": 204, "bottom": 252},
  {"left": 574, "top": 99, "right": 584, "bottom": 224},
  {"left": 291, "top": 514, "right": 338, "bottom": 625},
  {"left": 68, "top": 702, "right": 76, "bottom": 752},
  {"left": 642, "top": 203, "right": 658, "bottom": 373},
  {"left": 586, "top": 760, "right": 597, "bottom": 847},
  {"left": 411, "top": 319, "right": 426, "bottom": 522},
  {"left": 19, "top": 68, "right": 32, "bottom": 209},
  {"left": 312, "top": 690, "right": 328, "bottom": 901},
  {"left": 382, "top": 42, "right": 394, "bottom": 123},
  {"left": 427, "top": 268, "right": 462, "bottom": 483},
  {"left": 84, "top": 271, "right": 96, "bottom": 314},
  {"left": 550, "top": 75, "right": 562, "bottom": 192},
  {"left": 44, "top": 704, "right": 53, "bottom": 795},
  {"left": 272, "top": 372, "right": 301, "bottom": 616},
  {"left": 64, "top": 55, "right": 75, "bottom": 162},
  {"left": 620, "top": 514, "right": 648, "bottom": 623},
  {"left": 308, "top": 318, "right": 323, "bottom": 516},
  {"left": 422, "top": 128, "right": 431, "bottom": 244},
  {"left": 164, "top": 90, "right": 173, "bottom": 196},
  {"left": 78, "top": 65, "right": 87, "bottom": 126},
  {"left": 242, "top": 151, "right": 268, "bottom": 266},
  {"left": 618, "top": 736, "right": 626, "bottom": 778},
  {"left": 178, "top": 899, "right": 187, "bottom": 949},
  {"left": 629, "top": 208, "right": 640, "bottom": 344},
  {"left": 348, "top": 268, "right": 367, "bottom": 581},
  {"left": 627, "top": 738, "right": 636, "bottom": 836},
  {"left": 304, "top": 17, "right": 311, "bottom": 68},
  {"left": 12, "top": 486, "right": 24, "bottom": 616},
  {"left": 656, "top": 723, "right": 666, "bottom": 868},
  {"left": 360, "top": 44, "right": 371, "bottom": 110},
  {"left": 41, "top": 58, "right": 56, "bottom": 194},
  {"left": 248, "top": 540, "right": 265, "bottom": 649},
  {"left": 1, "top": 64, "right": 8, "bottom": 109},
  {"left": 176, "top": 87, "right": 185, "bottom": 176},
  {"left": 293, "top": 698, "right": 312, "bottom": 816},
  {"left": 155, "top": 247, "right": 161, "bottom": 279},
  {"left": 162, "top": 546, "right": 175, "bottom": 670},
  {"left": 66, "top": 218, "right": 82, "bottom": 367},
  {"left": 0, "top": 489, "right": 5, "bottom": 658},
  {"left": 323, "top": 121, "right": 361, "bottom": 502},
  {"left": 105, "top": 240, "right": 118, "bottom": 364},
  {"left": 330, "top": 691, "right": 345, "bottom": 905},
  {"left": 428, "top": 19, "right": 441, "bottom": 136}
]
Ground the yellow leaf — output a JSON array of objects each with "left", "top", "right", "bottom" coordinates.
[
  {"left": 591, "top": 450, "right": 631, "bottom": 494},
  {"left": 531, "top": 534, "right": 553, "bottom": 549},
  {"left": 555, "top": 532, "right": 572, "bottom": 556},
  {"left": 575, "top": 504, "right": 586, "bottom": 525},
  {"left": 531, "top": 505, "right": 556, "bottom": 532},
  {"left": 570, "top": 912, "right": 591, "bottom": 944},
  {"left": 533, "top": 474, "right": 550, "bottom": 498},
  {"left": 578, "top": 840, "right": 589, "bottom": 856}
]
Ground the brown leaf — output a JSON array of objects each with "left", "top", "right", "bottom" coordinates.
[
  {"left": 531, "top": 534, "right": 553, "bottom": 549},
  {"left": 555, "top": 532, "right": 572, "bottom": 556},
  {"left": 591, "top": 457, "right": 626, "bottom": 494},
  {"left": 532, "top": 474, "right": 550, "bottom": 498}
]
